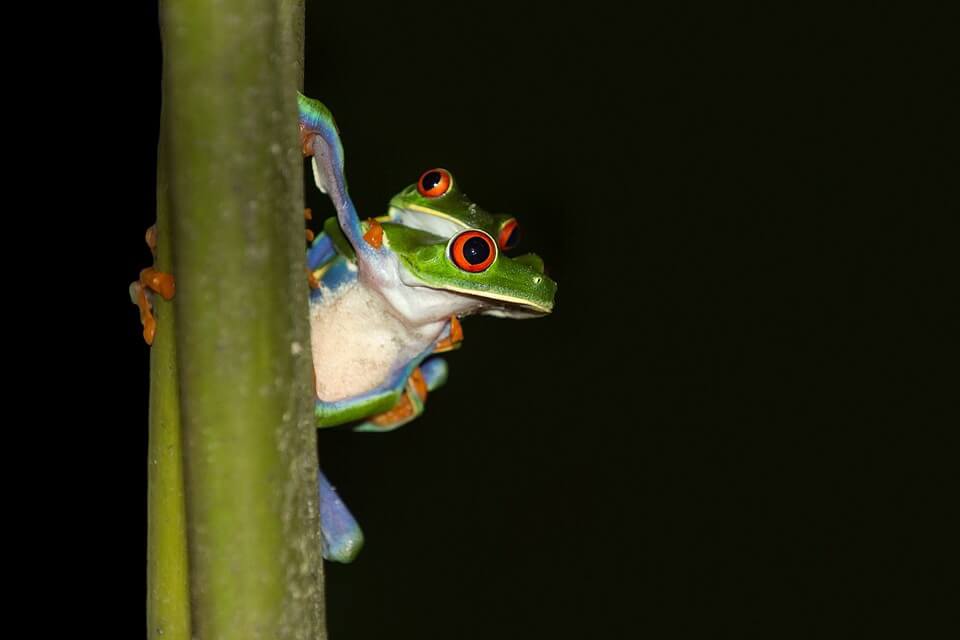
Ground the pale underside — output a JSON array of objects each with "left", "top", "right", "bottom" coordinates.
[{"left": 310, "top": 282, "right": 443, "bottom": 401}]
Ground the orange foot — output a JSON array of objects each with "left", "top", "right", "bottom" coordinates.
[
  {"left": 133, "top": 267, "right": 176, "bottom": 345},
  {"left": 132, "top": 226, "right": 176, "bottom": 346},
  {"left": 369, "top": 368, "right": 428, "bottom": 429},
  {"left": 363, "top": 218, "right": 383, "bottom": 249},
  {"left": 300, "top": 125, "right": 316, "bottom": 158},
  {"left": 433, "top": 316, "right": 464, "bottom": 353}
]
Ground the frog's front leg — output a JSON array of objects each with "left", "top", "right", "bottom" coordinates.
[
  {"left": 315, "top": 356, "right": 449, "bottom": 431},
  {"left": 129, "top": 225, "right": 176, "bottom": 345},
  {"left": 354, "top": 358, "right": 448, "bottom": 433},
  {"left": 432, "top": 315, "right": 464, "bottom": 353}
]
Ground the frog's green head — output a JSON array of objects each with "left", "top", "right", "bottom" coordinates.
[
  {"left": 382, "top": 221, "right": 555, "bottom": 318},
  {"left": 382, "top": 168, "right": 554, "bottom": 318},
  {"left": 388, "top": 168, "right": 522, "bottom": 253}
]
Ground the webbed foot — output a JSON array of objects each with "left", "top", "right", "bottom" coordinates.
[
  {"left": 354, "top": 367, "right": 429, "bottom": 432},
  {"left": 131, "top": 225, "right": 175, "bottom": 345},
  {"left": 362, "top": 218, "right": 383, "bottom": 249},
  {"left": 353, "top": 360, "right": 448, "bottom": 433}
]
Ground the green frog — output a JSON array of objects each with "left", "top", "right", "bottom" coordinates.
[{"left": 300, "top": 94, "right": 557, "bottom": 562}]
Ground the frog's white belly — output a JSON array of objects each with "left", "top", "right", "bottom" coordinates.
[{"left": 310, "top": 281, "right": 444, "bottom": 402}]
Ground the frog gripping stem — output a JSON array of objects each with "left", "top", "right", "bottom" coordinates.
[
  {"left": 130, "top": 227, "right": 176, "bottom": 345},
  {"left": 299, "top": 94, "right": 557, "bottom": 564}
]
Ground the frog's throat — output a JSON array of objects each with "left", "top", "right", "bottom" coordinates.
[
  {"left": 394, "top": 267, "right": 553, "bottom": 318},
  {"left": 430, "top": 282, "right": 553, "bottom": 315}
]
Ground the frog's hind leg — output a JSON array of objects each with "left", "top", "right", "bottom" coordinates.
[
  {"left": 353, "top": 359, "right": 448, "bottom": 433},
  {"left": 318, "top": 468, "right": 364, "bottom": 563},
  {"left": 129, "top": 225, "right": 176, "bottom": 345}
]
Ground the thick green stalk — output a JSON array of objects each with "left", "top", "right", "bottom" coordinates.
[
  {"left": 146, "top": 135, "right": 191, "bottom": 639},
  {"left": 159, "top": 0, "right": 325, "bottom": 638}
]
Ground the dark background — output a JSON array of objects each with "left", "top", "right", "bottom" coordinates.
[{"left": 72, "top": 2, "right": 954, "bottom": 638}]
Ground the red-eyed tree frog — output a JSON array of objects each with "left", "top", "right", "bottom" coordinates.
[
  {"left": 131, "top": 94, "right": 557, "bottom": 564},
  {"left": 299, "top": 93, "right": 556, "bottom": 561}
]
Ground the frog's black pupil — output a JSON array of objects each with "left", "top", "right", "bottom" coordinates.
[
  {"left": 463, "top": 237, "right": 491, "bottom": 265},
  {"left": 421, "top": 171, "right": 443, "bottom": 192},
  {"left": 504, "top": 227, "right": 519, "bottom": 248}
]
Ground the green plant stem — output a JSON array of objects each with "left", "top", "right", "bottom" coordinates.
[
  {"left": 146, "top": 137, "right": 191, "bottom": 640},
  {"left": 159, "top": 0, "right": 325, "bottom": 637}
]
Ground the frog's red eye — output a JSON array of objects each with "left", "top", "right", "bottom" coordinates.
[
  {"left": 449, "top": 230, "right": 497, "bottom": 273},
  {"left": 417, "top": 168, "right": 452, "bottom": 198},
  {"left": 497, "top": 218, "right": 521, "bottom": 250}
]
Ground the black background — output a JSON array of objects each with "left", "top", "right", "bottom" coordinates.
[{"left": 65, "top": 2, "right": 955, "bottom": 638}]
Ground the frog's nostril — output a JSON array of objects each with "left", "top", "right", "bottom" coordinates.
[{"left": 533, "top": 276, "right": 542, "bottom": 285}]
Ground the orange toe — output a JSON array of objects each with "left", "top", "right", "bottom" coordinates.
[
  {"left": 434, "top": 316, "right": 464, "bottom": 353},
  {"left": 140, "top": 267, "right": 175, "bottom": 300},
  {"left": 300, "top": 126, "right": 315, "bottom": 157},
  {"left": 307, "top": 269, "right": 321, "bottom": 289},
  {"left": 133, "top": 282, "right": 157, "bottom": 346},
  {"left": 143, "top": 315, "right": 156, "bottom": 345},
  {"left": 363, "top": 219, "right": 383, "bottom": 249},
  {"left": 145, "top": 225, "right": 158, "bottom": 256}
]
